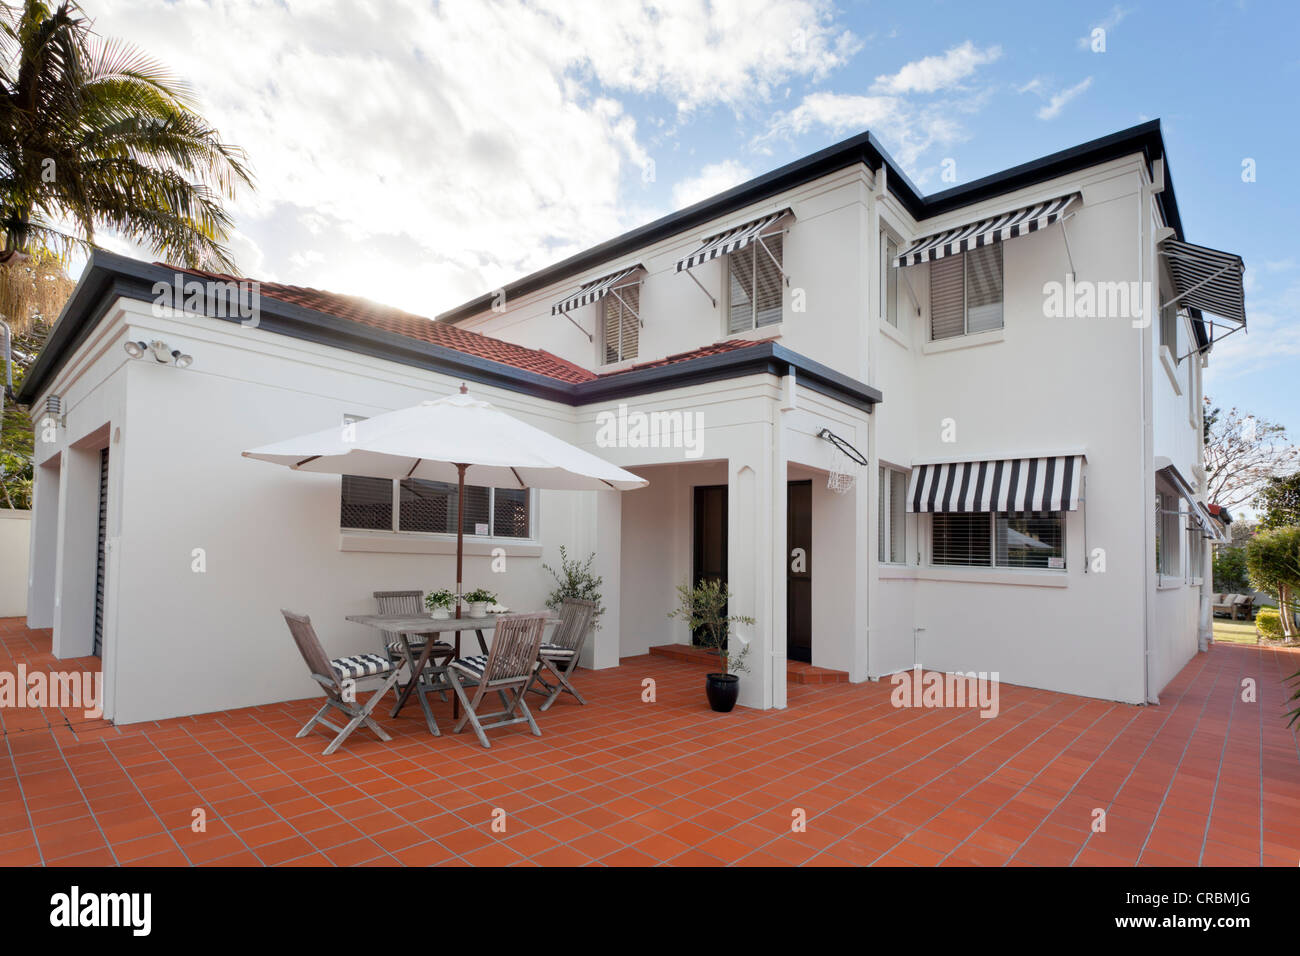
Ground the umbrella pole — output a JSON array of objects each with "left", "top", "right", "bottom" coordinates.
[{"left": 456, "top": 463, "right": 467, "bottom": 620}]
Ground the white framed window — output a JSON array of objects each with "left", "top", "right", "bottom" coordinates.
[
  {"left": 1186, "top": 525, "right": 1203, "bottom": 582},
  {"left": 1156, "top": 490, "right": 1180, "bottom": 577},
  {"left": 929, "top": 245, "right": 1003, "bottom": 340},
  {"left": 602, "top": 284, "right": 639, "bottom": 364},
  {"left": 879, "top": 230, "right": 900, "bottom": 329},
  {"left": 931, "top": 511, "right": 1065, "bottom": 570},
  {"left": 1159, "top": 301, "right": 1178, "bottom": 354},
  {"left": 727, "top": 232, "right": 783, "bottom": 333},
  {"left": 339, "top": 416, "right": 532, "bottom": 539},
  {"left": 877, "top": 465, "right": 908, "bottom": 564}
]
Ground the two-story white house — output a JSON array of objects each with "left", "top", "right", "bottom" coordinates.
[{"left": 18, "top": 120, "right": 1245, "bottom": 723}]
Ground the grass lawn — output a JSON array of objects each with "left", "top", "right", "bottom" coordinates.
[{"left": 1213, "top": 617, "right": 1260, "bottom": 645}]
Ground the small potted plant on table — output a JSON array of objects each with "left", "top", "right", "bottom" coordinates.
[
  {"left": 667, "top": 579, "right": 755, "bottom": 713},
  {"left": 463, "top": 588, "right": 497, "bottom": 618},
  {"left": 425, "top": 588, "right": 455, "bottom": 620}
]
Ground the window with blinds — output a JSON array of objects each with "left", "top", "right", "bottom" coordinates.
[
  {"left": 340, "top": 416, "right": 531, "bottom": 538},
  {"left": 878, "top": 466, "right": 908, "bottom": 564},
  {"left": 929, "top": 245, "right": 1003, "bottom": 340},
  {"left": 880, "top": 231, "right": 900, "bottom": 329},
  {"left": 932, "top": 513, "right": 992, "bottom": 566},
  {"left": 602, "top": 283, "right": 639, "bottom": 364},
  {"left": 932, "top": 511, "right": 1065, "bottom": 569},
  {"left": 728, "top": 232, "right": 783, "bottom": 333}
]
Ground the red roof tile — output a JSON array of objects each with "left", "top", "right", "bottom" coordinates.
[
  {"left": 596, "top": 338, "right": 776, "bottom": 377},
  {"left": 158, "top": 266, "right": 774, "bottom": 388},
  {"left": 158, "top": 264, "right": 597, "bottom": 385}
]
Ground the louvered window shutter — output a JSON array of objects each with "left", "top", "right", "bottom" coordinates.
[{"left": 929, "top": 255, "right": 965, "bottom": 340}]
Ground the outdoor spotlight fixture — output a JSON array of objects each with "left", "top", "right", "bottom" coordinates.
[{"left": 124, "top": 339, "right": 193, "bottom": 368}]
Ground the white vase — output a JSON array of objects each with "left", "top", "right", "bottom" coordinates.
[
  {"left": 430, "top": 607, "right": 450, "bottom": 620},
  {"left": 469, "top": 602, "right": 488, "bottom": 617}
]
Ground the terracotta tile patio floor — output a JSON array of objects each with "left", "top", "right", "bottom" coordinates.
[{"left": 2, "top": 616, "right": 1298, "bottom": 867}]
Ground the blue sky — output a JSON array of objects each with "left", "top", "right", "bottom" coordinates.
[{"left": 90, "top": 0, "right": 1297, "bottom": 431}]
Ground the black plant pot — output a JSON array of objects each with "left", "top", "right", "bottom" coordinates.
[{"left": 705, "top": 673, "right": 740, "bottom": 713}]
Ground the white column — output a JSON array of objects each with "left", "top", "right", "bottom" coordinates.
[
  {"left": 730, "top": 418, "right": 782, "bottom": 710},
  {"left": 26, "top": 458, "right": 61, "bottom": 628},
  {"left": 52, "top": 444, "right": 101, "bottom": 658},
  {"left": 572, "top": 488, "right": 621, "bottom": 670}
]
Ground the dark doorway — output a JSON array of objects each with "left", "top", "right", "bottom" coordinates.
[
  {"left": 692, "top": 484, "right": 727, "bottom": 647},
  {"left": 93, "top": 447, "right": 108, "bottom": 657},
  {"left": 787, "top": 480, "right": 812, "bottom": 663}
]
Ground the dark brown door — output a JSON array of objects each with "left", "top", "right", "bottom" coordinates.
[
  {"left": 787, "top": 480, "right": 812, "bottom": 663},
  {"left": 692, "top": 485, "right": 727, "bottom": 647}
]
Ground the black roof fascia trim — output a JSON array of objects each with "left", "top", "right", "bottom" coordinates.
[
  {"left": 439, "top": 121, "right": 1182, "bottom": 326},
  {"left": 571, "top": 341, "right": 881, "bottom": 413},
  {"left": 19, "top": 253, "right": 881, "bottom": 415}
]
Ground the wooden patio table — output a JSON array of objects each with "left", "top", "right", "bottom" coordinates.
[{"left": 345, "top": 612, "right": 556, "bottom": 731}]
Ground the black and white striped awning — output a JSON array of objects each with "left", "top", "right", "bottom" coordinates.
[
  {"left": 551, "top": 264, "right": 646, "bottom": 316},
  {"left": 1160, "top": 239, "right": 1246, "bottom": 326},
  {"left": 907, "top": 455, "right": 1084, "bottom": 513},
  {"left": 1156, "top": 462, "right": 1223, "bottom": 541},
  {"left": 895, "top": 194, "right": 1079, "bottom": 267},
  {"left": 675, "top": 209, "right": 792, "bottom": 272}
]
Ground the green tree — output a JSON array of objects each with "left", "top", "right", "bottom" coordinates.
[
  {"left": 0, "top": 2, "right": 253, "bottom": 509},
  {"left": 0, "top": 0, "right": 253, "bottom": 289},
  {"left": 1255, "top": 472, "right": 1300, "bottom": 531},
  {"left": 1202, "top": 397, "right": 1299, "bottom": 511},
  {"left": 1212, "top": 546, "right": 1249, "bottom": 593},
  {"left": 1245, "top": 526, "right": 1300, "bottom": 641}
]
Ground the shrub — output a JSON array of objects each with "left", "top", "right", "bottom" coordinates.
[
  {"left": 1256, "top": 607, "right": 1283, "bottom": 641},
  {"left": 542, "top": 546, "right": 605, "bottom": 627},
  {"left": 1246, "top": 526, "right": 1300, "bottom": 640},
  {"left": 462, "top": 587, "right": 497, "bottom": 604}
]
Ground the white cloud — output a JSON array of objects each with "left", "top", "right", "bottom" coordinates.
[
  {"left": 89, "top": 0, "right": 859, "bottom": 314},
  {"left": 1036, "top": 77, "right": 1093, "bottom": 120},
  {"left": 671, "top": 160, "right": 753, "bottom": 210},
  {"left": 1078, "top": 5, "right": 1131, "bottom": 50},
  {"left": 757, "top": 90, "right": 966, "bottom": 172},
  {"left": 871, "top": 41, "right": 1001, "bottom": 95}
]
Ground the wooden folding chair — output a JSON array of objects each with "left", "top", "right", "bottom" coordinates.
[
  {"left": 281, "top": 610, "right": 404, "bottom": 755},
  {"left": 445, "top": 612, "right": 548, "bottom": 748},
  {"left": 374, "top": 590, "right": 454, "bottom": 708},
  {"left": 527, "top": 598, "right": 598, "bottom": 711}
]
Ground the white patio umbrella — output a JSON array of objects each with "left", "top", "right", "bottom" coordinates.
[{"left": 243, "top": 386, "right": 647, "bottom": 615}]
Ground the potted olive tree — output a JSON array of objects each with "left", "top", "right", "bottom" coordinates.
[
  {"left": 542, "top": 546, "right": 605, "bottom": 625},
  {"left": 667, "top": 579, "right": 755, "bottom": 713},
  {"left": 424, "top": 588, "right": 455, "bottom": 620}
]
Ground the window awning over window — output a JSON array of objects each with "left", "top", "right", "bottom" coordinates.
[
  {"left": 1159, "top": 239, "right": 1246, "bottom": 327},
  {"left": 551, "top": 264, "right": 646, "bottom": 316},
  {"left": 1156, "top": 460, "right": 1223, "bottom": 542},
  {"left": 895, "top": 193, "right": 1079, "bottom": 268},
  {"left": 675, "top": 208, "right": 793, "bottom": 273},
  {"left": 907, "top": 455, "right": 1084, "bottom": 513}
]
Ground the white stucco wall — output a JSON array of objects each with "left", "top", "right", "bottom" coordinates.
[
  {"left": 0, "top": 509, "right": 30, "bottom": 617},
  {"left": 22, "top": 141, "right": 1220, "bottom": 722}
]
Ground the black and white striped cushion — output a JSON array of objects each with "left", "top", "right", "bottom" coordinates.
[
  {"left": 387, "top": 639, "right": 454, "bottom": 655},
  {"left": 540, "top": 642, "right": 575, "bottom": 658},
  {"left": 331, "top": 653, "right": 397, "bottom": 680},
  {"left": 451, "top": 655, "right": 489, "bottom": 679}
]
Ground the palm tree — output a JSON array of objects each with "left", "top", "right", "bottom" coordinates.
[{"left": 0, "top": 1, "right": 252, "bottom": 311}]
